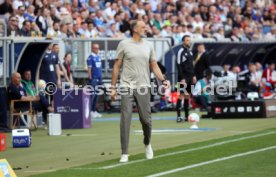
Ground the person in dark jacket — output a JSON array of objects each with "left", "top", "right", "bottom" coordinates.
[
  {"left": 194, "top": 43, "right": 209, "bottom": 80},
  {"left": 176, "top": 35, "right": 196, "bottom": 122}
]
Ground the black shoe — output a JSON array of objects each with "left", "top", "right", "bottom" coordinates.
[
  {"left": 183, "top": 117, "right": 188, "bottom": 122},
  {"left": 176, "top": 117, "right": 183, "bottom": 123},
  {"left": 201, "top": 113, "right": 211, "bottom": 118}
]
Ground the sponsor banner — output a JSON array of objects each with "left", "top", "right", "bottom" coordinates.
[{"left": 211, "top": 100, "right": 266, "bottom": 118}]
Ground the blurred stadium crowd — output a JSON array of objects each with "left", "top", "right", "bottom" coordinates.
[{"left": 0, "top": 0, "right": 275, "bottom": 43}]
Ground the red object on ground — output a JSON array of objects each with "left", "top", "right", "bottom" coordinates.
[{"left": 0, "top": 133, "right": 6, "bottom": 151}]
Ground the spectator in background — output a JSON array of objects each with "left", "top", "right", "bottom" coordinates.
[
  {"left": 262, "top": 62, "right": 276, "bottom": 90},
  {"left": 47, "top": 21, "right": 61, "bottom": 38},
  {"left": 192, "top": 68, "right": 213, "bottom": 117},
  {"left": 1, "top": 0, "right": 276, "bottom": 42},
  {"left": 35, "top": 8, "right": 50, "bottom": 36},
  {"left": 231, "top": 27, "right": 242, "bottom": 41},
  {"left": 78, "top": 21, "right": 90, "bottom": 38},
  {"left": 93, "top": 9, "right": 105, "bottom": 34},
  {"left": 103, "top": 2, "right": 118, "bottom": 23},
  {"left": 60, "top": 23, "right": 68, "bottom": 38},
  {"left": 24, "top": 5, "right": 36, "bottom": 23},
  {"left": 7, "top": 15, "right": 21, "bottom": 36},
  {"left": 16, "top": 5, "right": 25, "bottom": 29},
  {"left": 152, "top": 13, "right": 163, "bottom": 31},
  {"left": 213, "top": 27, "right": 225, "bottom": 40},
  {"left": 172, "top": 25, "right": 184, "bottom": 44},
  {"left": 21, "top": 20, "right": 32, "bottom": 37},
  {"left": 49, "top": 5, "right": 60, "bottom": 23},
  {"left": 160, "top": 25, "right": 172, "bottom": 37},
  {"left": 255, "top": 62, "right": 263, "bottom": 79},
  {"left": 87, "top": 21, "right": 99, "bottom": 38},
  {"left": 105, "top": 23, "right": 124, "bottom": 38},
  {"left": 0, "top": 0, "right": 14, "bottom": 16},
  {"left": 248, "top": 63, "right": 263, "bottom": 93},
  {"left": 194, "top": 44, "right": 209, "bottom": 80}
]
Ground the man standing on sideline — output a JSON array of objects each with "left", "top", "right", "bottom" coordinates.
[
  {"left": 40, "top": 44, "right": 62, "bottom": 88},
  {"left": 176, "top": 35, "right": 196, "bottom": 123},
  {"left": 111, "top": 20, "right": 169, "bottom": 163},
  {"left": 194, "top": 43, "right": 209, "bottom": 80},
  {"left": 87, "top": 43, "right": 102, "bottom": 118}
]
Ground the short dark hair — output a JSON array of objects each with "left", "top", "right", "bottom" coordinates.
[
  {"left": 130, "top": 20, "right": 139, "bottom": 36},
  {"left": 182, "top": 35, "right": 190, "bottom": 42},
  {"left": 204, "top": 68, "right": 213, "bottom": 77},
  {"left": 23, "top": 20, "right": 30, "bottom": 26}
]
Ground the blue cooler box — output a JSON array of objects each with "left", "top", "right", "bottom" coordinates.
[{"left": 12, "top": 129, "right": 31, "bottom": 148}]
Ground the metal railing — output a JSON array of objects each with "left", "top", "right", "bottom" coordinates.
[
  {"left": 61, "top": 38, "right": 172, "bottom": 79},
  {"left": 0, "top": 37, "right": 172, "bottom": 86}
]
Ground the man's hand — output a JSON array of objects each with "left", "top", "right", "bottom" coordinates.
[
  {"left": 110, "top": 88, "right": 117, "bottom": 101},
  {"left": 57, "top": 79, "right": 62, "bottom": 88},
  {"left": 180, "top": 79, "right": 186, "bottom": 85},
  {"left": 192, "top": 76, "right": 197, "bottom": 84},
  {"left": 162, "top": 80, "right": 170, "bottom": 89}
]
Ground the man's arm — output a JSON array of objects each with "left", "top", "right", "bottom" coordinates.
[
  {"left": 150, "top": 61, "right": 170, "bottom": 88},
  {"left": 176, "top": 49, "right": 184, "bottom": 81},
  {"left": 88, "top": 67, "right": 92, "bottom": 80},
  {"left": 111, "top": 59, "right": 122, "bottom": 86},
  {"left": 55, "top": 64, "right": 61, "bottom": 87},
  {"left": 21, "top": 95, "right": 40, "bottom": 101},
  {"left": 60, "top": 64, "right": 71, "bottom": 83},
  {"left": 110, "top": 59, "right": 122, "bottom": 101},
  {"left": 150, "top": 61, "right": 166, "bottom": 81}
]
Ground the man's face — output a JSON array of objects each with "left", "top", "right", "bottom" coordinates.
[
  {"left": 197, "top": 44, "right": 205, "bottom": 53},
  {"left": 25, "top": 22, "right": 31, "bottom": 31},
  {"left": 53, "top": 45, "right": 60, "bottom": 53},
  {"left": 270, "top": 63, "right": 275, "bottom": 70},
  {"left": 135, "top": 21, "right": 146, "bottom": 37},
  {"left": 13, "top": 73, "right": 21, "bottom": 86},
  {"left": 23, "top": 71, "right": 31, "bottom": 81},
  {"left": 9, "top": 17, "right": 19, "bottom": 28},
  {"left": 54, "top": 23, "right": 60, "bottom": 31},
  {"left": 183, "top": 36, "right": 191, "bottom": 48},
  {"left": 92, "top": 44, "right": 100, "bottom": 54}
]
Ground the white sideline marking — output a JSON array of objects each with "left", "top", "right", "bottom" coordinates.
[
  {"left": 24, "top": 169, "right": 56, "bottom": 173},
  {"left": 97, "top": 131, "right": 276, "bottom": 169},
  {"left": 147, "top": 145, "right": 276, "bottom": 177},
  {"left": 60, "top": 134, "right": 97, "bottom": 137}
]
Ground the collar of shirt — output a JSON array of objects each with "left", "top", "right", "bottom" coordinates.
[{"left": 91, "top": 52, "right": 99, "bottom": 57}]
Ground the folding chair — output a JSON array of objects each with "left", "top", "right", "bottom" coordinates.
[{"left": 10, "top": 100, "right": 37, "bottom": 130}]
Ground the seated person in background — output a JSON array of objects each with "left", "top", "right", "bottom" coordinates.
[
  {"left": 21, "top": 69, "right": 37, "bottom": 96},
  {"left": 248, "top": 63, "right": 263, "bottom": 93},
  {"left": 262, "top": 62, "right": 276, "bottom": 91},
  {"left": 192, "top": 69, "right": 213, "bottom": 117},
  {"left": 255, "top": 62, "right": 263, "bottom": 79},
  {"left": 8, "top": 72, "right": 53, "bottom": 123}
]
